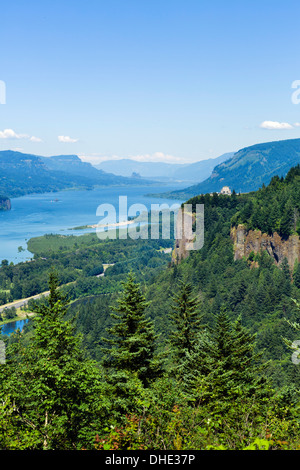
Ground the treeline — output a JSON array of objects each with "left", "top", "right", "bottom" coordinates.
[
  {"left": 144, "top": 185, "right": 300, "bottom": 391},
  {"left": 3, "top": 168, "right": 300, "bottom": 449},
  {"left": 44, "top": 179, "right": 300, "bottom": 390},
  {"left": 187, "top": 164, "right": 300, "bottom": 239},
  {"left": 1, "top": 272, "right": 299, "bottom": 450},
  {"left": 0, "top": 232, "right": 173, "bottom": 308},
  {"left": 230, "top": 165, "right": 300, "bottom": 238}
]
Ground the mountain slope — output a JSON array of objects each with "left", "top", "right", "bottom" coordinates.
[
  {"left": 96, "top": 152, "right": 234, "bottom": 182},
  {"left": 95, "top": 159, "right": 187, "bottom": 178},
  {"left": 0, "top": 151, "right": 154, "bottom": 198},
  {"left": 171, "top": 152, "right": 234, "bottom": 182},
  {"left": 0, "top": 151, "right": 75, "bottom": 197},
  {"left": 40, "top": 154, "right": 136, "bottom": 182},
  {"left": 163, "top": 138, "right": 300, "bottom": 198}
]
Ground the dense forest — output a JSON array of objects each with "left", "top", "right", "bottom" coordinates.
[
  {"left": 0, "top": 230, "right": 173, "bottom": 309},
  {"left": 230, "top": 164, "right": 300, "bottom": 238},
  {"left": 2, "top": 167, "right": 300, "bottom": 449},
  {"left": 164, "top": 138, "right": 300, "bottom": 199}
]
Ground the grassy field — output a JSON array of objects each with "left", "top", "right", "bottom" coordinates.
[{"left": 27, "top": 227, "right": 132, "bottom": 256}]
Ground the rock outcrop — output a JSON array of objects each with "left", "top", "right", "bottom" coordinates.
[
  {"left": 231, "top": 224, "right": 300, "bottom": 268},
  {"left": 173, "top": 208, "right": 204, "bottom": 263},
  {"left": 172, "top": 209, "right": 192, "bottom": 262}
]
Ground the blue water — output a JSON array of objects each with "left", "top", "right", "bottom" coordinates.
[
  {"left": 0, "top": 184, "right": 186, "bottom": 264},
  {"left": 0, "top": 183, "right": 186, "bottom": 336},
  {"left": 1, "top": 319, "right": 29, "bottom": 336}
]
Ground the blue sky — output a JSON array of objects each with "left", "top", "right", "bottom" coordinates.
[{"left": 1, "top": 0, "right": 300, "bottom": 164}]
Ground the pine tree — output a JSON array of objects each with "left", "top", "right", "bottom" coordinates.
[
  {"left": 167, "top": 280, "right": 203, "bottom": 366},
  {"left": 213, "top": 305, "right": 234, "bottom": 366},
  {"left": 180, "top": 306, "right": 269, "bottom": 401},
  {"left": 280, "top": 198, "right": 294, "bottom": 238},
  {"left": 228, "top": 316, "right": 267, "bottom": 395},
  {"left": 102, "top": 271, "right": 163, "bottom": 388},
  {"left": 281, "top": 257, "right": 292, "bottom": 297},
  {"left": 0, "top": 271, "right": 105, "bottom": 450},
  {"left": 268, "top": 199, "right": 281, "bottom": 234},
  {"left": 293, "top": 260, "right": 300, "bottom": 289}
]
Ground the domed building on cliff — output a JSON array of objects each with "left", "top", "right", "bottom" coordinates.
[{"left": 220, "top": 186, "right": 231, "bottom": 195}]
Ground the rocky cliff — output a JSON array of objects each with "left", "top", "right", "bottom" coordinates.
[
  {"left": 231, "top": 224, "right": 300, "bottom": 268},
  {"left": 173, "top": 208, "right": 190, "bottom": 262},
  {"left": 172, "top": 208, "right": 202, "bottom": 262},
  {"left": 0, "top": 196, "right": 11, "bottom": 211}
]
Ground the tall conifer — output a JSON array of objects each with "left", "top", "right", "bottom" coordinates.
[
  {"left": 102, "top": 271, "right": 162, "bottom": 387},
  {"left": 167, "top": 280, "right": 202, "bottom": 365}
]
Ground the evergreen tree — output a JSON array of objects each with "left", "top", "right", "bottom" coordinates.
[
  {"left": 0, "top": 271, "right": 105, "bottom": 450},
  {"left": 293, "top": 261, "right": 300, "bottom": 289},
  {"left": 281, "top": 257, "right": 292, "bottom": 297},
  {"left": 180, "top": 306, "right": 269, "bottom": 401},
  {"left": 167, "top": 280, "right": 203, "bottom": 367},
  {"left": 280, "top": 199, "right": 294, "bottom": 238},
  {"left": 102, "top": 272, "right": 163, "bottom": 388},
  {"left": 268, "top": 199, "right": 281, "bottom": 234}
]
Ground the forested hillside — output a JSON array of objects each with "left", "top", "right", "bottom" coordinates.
[
  {"left": 2, "top": 168, "right": 300, "bottom": 449},
  {"left": 97, "top": 152, "right": 234, "bottom": 182},
  {"left": 162, "top": 138, "right": 300, "bottom": 199},
  {"left": 231, "top": 164, "right": 300, "bottom": 238}
]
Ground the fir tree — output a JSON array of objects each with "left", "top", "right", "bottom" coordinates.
[
  {"left": 0, "top": 271, "right": 105, "bottom": 450},
  {"left": 293, "top": 261, "right": 300, "bottom": 289},
  {"left": 280, "top": 198, "right": 294, "bottom": 238},
  {"left": 167, "top": 280, "right": 203, "bottom": 367},
  {"left": 281, "top": 257, "right": 292, "bottom": 297},
  {"left": 180, "top": 306, "right": 269, "bottom": 401},
  {"left": 102, "top": 271, "right": 163, "bottom": 388}
]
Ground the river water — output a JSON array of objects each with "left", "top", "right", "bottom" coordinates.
[
  {"left": 0, "top": 183, "right": 186, "bottom": 264},
  {"left": 0, "top": 183, "right": 186, "bottom": 335},
  {"left": 1, "top": 319, "right": 29, "bottom": 336}
]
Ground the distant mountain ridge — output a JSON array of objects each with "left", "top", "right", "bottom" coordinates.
[
  {"left": 0, "top": 151, "right": 154, "bottom": 198},
  {"left": 95, "top": 152, "right": 234, "bottom": 182},
  {"left": 162, "top": 138, "right": 300, "bottom": 199},
  {"left": 39, "top": 154, "right": 110, "bottom": 179}
]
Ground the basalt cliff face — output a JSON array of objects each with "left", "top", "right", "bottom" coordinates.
[
  {"left": 173, "top": 209, "right": 192, "bottom": 262},
  {"left": 173, "top": 208, "right": 203, "bottom": 262},
  {"left": 173, "top": 216, "right": 300, "bottom": 269},
  {"left": 231, "top": 224, "right": 300, "bottom": 268},
  {"left": 0, "top": 197, "right": 11, "bottom": 211}
]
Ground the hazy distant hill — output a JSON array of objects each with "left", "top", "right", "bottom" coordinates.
[
  {"left": 95, "top": 159, "right": 186, "bottom": 179},
  {"left": 0, "top": 151, "right": 154, "bottom": 198},
  {"left": 40, "top": 154, "right": 123, "bottom": 181},
  {"left": 95, "top": 152, "right": 234, "bottom": 182},
  {"left": 161, "top": 139, "right": 300, "bottom": 199},
  {"left": 171, "top": 153, "right": 234, "bottom": 182}
]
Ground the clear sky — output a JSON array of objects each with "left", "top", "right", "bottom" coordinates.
[{"left": 1, "top": 0, "right": 300, "bottom": 164}]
